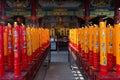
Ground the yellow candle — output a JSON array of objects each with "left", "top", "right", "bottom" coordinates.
[
  {"left": 78, "top": 28, "right": 81, "bottom": 47},
  {"left": 93, "top": 25, "right": 99, "bottom": 53},
  {"left": 88, "top": 26, "right": 93, "bottom": 51},
  {"left": 100, "top": 21, "right": 107, "bottom": 66},
  {"left": 85, "top": 26, "right": 88, "bottom": 54},
  {"left": 113, "top": 26, "right": 116, "bottom": 57},
  {"left": 115, "top": 24, "right": 120, "bottom": 65},
  {"left": 81, "top": 27, "right": 84, "bottom": 52},
  {"left": 39, "top": 28, "right": 42, "bottom": 47},
  {"left": 26, "top": 27, "right": 32, "bottom": 56},
  {"left": 4, "top": 27, "right": 8, "bottom": 56},
  {"left": 31, "top": 28, "right": 35, "bottom": 53},
  {"left": 106, "top": 26, "right": 109, "bottom": 54},
  {"left": 106, "top": 25, "right": 113, "bottom": 54}
]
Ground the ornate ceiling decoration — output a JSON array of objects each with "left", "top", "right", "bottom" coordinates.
[
  {"left": 6, "top": 0, "right": 31, "bottom": 8},
  {"left": 38, "top": 0, "right": 83, "bottom": 8},
  {"left": 90, "top": 0, "right": 114, "bottom": 9}
]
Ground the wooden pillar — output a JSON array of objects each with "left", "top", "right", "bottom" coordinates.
[
  {"left": 114, "top": 8, "right": 120, "bottom": 24},
  {"left": 31, "top": 0, "right": 37, "bottom": 22},
  {"left": 77, "top": 18, "right": 81, "bottom": 27},
  {"left": 84, "top": 0, "right": 90, "bottom": 23},
  {"left": 114, "top": 0, "right": 120, "bottom": 22},
  {"left": 1, "top": 1, "right": 5, "bottom": 20},
  {"left": 114, "top": 0, "right": 120, "bottom": 11}
]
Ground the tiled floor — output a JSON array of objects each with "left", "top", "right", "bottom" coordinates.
[
  {"left": 50, "top": 51, "right": 69, "bottom": 62},
  {"left": 44, "top": 51, "right": 73, "bottom": 80},
  {"left": 34, "top": 51, "right": 85, "bottom": 80},
  {"left": 44, "top": 62, "right": 73, "bottom": 80}
]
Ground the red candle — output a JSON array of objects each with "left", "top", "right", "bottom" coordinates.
[
  {"left": 13, "top": 22, "right": 21, "bottom": 77},
  {"left": 0, "top": 25, "right": 5, "bottom": 76},
  {"left": 7, "top": 23, "right": 13, "bottom": 69},
  {"left": 21, "top": 24, "right": 28, "bottom": 69}
]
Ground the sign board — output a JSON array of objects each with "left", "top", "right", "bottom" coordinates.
[
  {"left": 51, "top": 42, "right": 56, "bottom": 50},
  {"left": 36, "top": 9, "right": 85, "bottom": 16},
  {"left": 90, "top": 0, "right": 114, "bottom": 9},
  {"left": 5, "top": 9, "right": 31, "bottom": 16},
  {"left": 90, "top": 9, "right": 114, "bottom": 17}
]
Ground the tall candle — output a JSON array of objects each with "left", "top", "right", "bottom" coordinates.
[
  {"left": 26, "top": 27, "right": 32, "bottom": 63},
  {"left": 106, "top": 25, "right": 113, "bottom": 70},
  {"left": 88, "top": 25, "right": 93, "bottom": 65},
  {"left": 93, "top": 25, "right": 99, "bottom": 70},
  {"left": 112, "top": 27, "right": 116, "bottom": 66},
  {"left": 4, "top": 26, "right": 8, "bottom": 63},
  {"left": 84, "top": 26, "right": 88, "bottom": 60},
  {"left": 100, "top": 21, "right": 107, "bottom": 76},
  {"left": 21, "top": 24, "right": 28, "bottom": 69},
  {"left": 115, "top": 23, "right": 120, "bottom": 75},
  {"left": 0, "top": 25, "right": 5, "bottom": 76},
  {"left": 81, "top": 27, "right": 84, "bottom": 57},
  {"left": 78, "top": 28, "right": 81, "bottom": 52},
  {"left": 7, "top": 23, "right": 13, "bottom": 69},
  {"left": 13, "top": 22, "right": 21, "bottom": 77}
]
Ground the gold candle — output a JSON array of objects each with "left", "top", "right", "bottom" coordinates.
[
  {"left": 115, "top": 23, "right": 120, "bottom": 75},
  {"left": 99, "top": 21, "right": 107, "bottom": 76}
]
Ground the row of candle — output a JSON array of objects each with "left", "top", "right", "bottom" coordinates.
[
  {"left": 0, "top": 22, "right": 50, "bottom": 77},
  {"left": 69, "top": 21, "right": 120, "bottom": 76}
]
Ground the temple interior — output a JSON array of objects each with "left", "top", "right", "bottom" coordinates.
[{"left": 0, "top": 0, "right": 120, "bottom": 80}]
